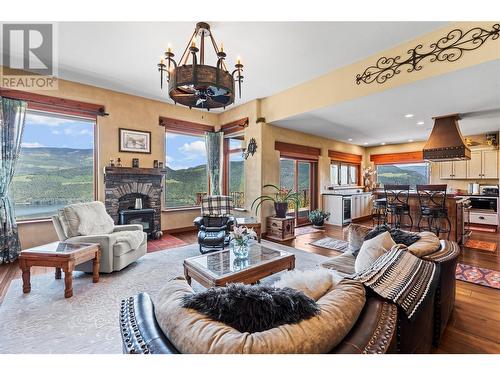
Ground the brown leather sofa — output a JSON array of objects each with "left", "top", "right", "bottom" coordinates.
[
  {"left": 119, "top": 293, "right": 397, "bottom": 354},
  {"left": 321, "top": 239, "right": 459, "bottom": 353}
]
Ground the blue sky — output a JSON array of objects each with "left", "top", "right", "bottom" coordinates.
[
  {"left": 21, "top": 112, "right": 94, "bottom": 149},
  {"left": 165, "top": 133, "right": 207, "bottom": 170}
]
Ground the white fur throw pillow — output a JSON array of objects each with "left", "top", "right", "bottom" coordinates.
[
  {"left": 273, "top": 268, "right": 336, "bottom": 301},
  {"left": 355, "top": 231, "right": 396, "bottom": 273}
]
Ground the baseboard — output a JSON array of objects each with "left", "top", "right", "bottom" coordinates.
[{"left": 163, "top": 225, "right": 196, "bottom": 234}]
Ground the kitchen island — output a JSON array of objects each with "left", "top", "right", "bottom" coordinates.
[{"left": 372, "top": 191, "right": 469, "bottom": 244}]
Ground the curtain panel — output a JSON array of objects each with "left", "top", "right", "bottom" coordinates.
[
  {"left": 0, "top": 97, "right": 27, "bottom": 264},
  {"left": 205, "top": 131, "right": 223, "bottom": 195}
]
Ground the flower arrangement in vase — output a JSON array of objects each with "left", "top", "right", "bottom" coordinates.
[
  {"left": 362, "top": 167, "right": 377, "bottom": 192},
  {"left": 230, "top": 226, "right": 257, "bottom": 259}
]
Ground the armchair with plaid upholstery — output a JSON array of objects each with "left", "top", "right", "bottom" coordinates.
[{"left": 194, "top": 195, "right": 235, "bottom": 254}]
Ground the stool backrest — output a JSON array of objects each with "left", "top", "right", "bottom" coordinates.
[
  {"left": 416, "top": 184, "right": 447, "bottom": 211},
  {"left": 384, "top": 184, "right": 410, "bottom": 206}
]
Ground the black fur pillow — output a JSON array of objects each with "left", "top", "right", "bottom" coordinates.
[
  {"left": 364, "top": 225, "right": 420, "bottom": 246},
  {"left": 181, "top": 283, "right": 320, "bottom": 333}
]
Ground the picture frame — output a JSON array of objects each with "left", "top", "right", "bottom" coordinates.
[{"left": 119, "top": 128, "right": 151, "bottom": 154}]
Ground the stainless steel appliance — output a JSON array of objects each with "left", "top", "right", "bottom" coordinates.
[
  {"left": 479, "top": 185, "right": 499, "bottom": 196},
  {"left": 469, "top": 197, "right": 497, "bottom": 212},
  {"left": 342, "top": 196, "right": 352, "bottom": 225}
]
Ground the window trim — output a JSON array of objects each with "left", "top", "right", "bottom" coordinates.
[
  {"left": 330, "top": 161, "right": 360, "bottom": 187},
  {"left": 14, "top": 109, "right": 97, "bottom": 223},
  {"left": 164, "top": 130, "right": 209, "bottom": 209}
]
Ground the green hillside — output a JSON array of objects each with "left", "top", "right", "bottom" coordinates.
[
  {"left": 11, "top": 147, "right": 94, "bottom": 207},
  {"left": 377, "top": 164, "right": 428, "bottom": 187}
]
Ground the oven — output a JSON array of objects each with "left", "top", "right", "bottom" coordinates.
[{"left": 469, "top": 197, "right": 497, "bottom": 212}]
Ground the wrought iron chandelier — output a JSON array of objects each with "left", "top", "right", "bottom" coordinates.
[{"left": 157, "top": 22, "right": 244, "bottom": 111}]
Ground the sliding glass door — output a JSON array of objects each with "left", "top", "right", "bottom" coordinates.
[{"left": 279, "top": 158, "right": 317, "bottom": 226}]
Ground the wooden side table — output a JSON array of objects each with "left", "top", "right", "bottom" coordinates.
[
  {"left": 19, "top": 242, "right": 100, "bottom": 298},
  {"left": 235, "top": 217, "right": 262, "bottom": 243},
  {"left": 266, "top": 216, "right": 295, "bottom": 242}
]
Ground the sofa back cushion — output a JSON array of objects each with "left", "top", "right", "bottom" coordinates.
[
  {"left": 58, "top": 201, "right": 115, "bottom": 237},
  {"left": 355, "top": 231, "right": 396, "bottom": 273},
  {"left": 407, "top": 231, "right": 441, "bottom": 257},
  {"left": 155, "top": 277, "right": 366, "bottom": 354},
  {"left": 273, "top": 268, "right": 335, "bottom": 301},
  {"left": 347, "top": 224, "right": 372, "bottom": 255}
]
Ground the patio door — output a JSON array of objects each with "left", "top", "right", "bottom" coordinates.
[{"left": 279, "top": 158, "right": 317, "bottom": 226}]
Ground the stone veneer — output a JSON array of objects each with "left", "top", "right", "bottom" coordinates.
[{"left": 104, "top": 167, "right": 166, "bottom": 235}]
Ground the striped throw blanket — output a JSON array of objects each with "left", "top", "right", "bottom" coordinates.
[{"left": 351, "top": 246, "right": 439, "bottom": 320}]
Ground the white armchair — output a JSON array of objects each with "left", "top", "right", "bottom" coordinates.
[{"left": 52, "top": 201, "right": 147, "bottom": 273}]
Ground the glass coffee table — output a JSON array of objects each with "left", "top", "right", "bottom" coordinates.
[{"left": 183, "top": 243, "right": 295, "bottom": 288}]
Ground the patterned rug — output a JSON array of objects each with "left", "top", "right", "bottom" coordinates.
[
  {"left": 464, "top": 239, "right": 497, "bottom": 253},
  {"left": 147, "top": 234, "right": 187, "bottom": 252},
  {"left": 295, "top": 226, "right": 324, "bottom": 236},
  {"left": 455, "top": 263, "right": 500, "bottom": 290},
  {"left": 0, "top": 240, "right": 327, "bottom": 353},
  {"left": 310, "top": 237, "right": 349, "bottom": 253}
]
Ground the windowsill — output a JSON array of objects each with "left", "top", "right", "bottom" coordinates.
[
  {"left": 16, "top": 218, "right": 53, "bottom": 225},
  {"left": 162, "top": 206, "right": 201, "bottom": 213}
]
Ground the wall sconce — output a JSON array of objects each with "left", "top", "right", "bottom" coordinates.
[{"left": 242, "top": 138, "right": 257, "bottom": 159}]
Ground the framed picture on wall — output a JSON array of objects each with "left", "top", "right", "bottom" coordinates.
[{"left": 119, "top": 128, "right": 151, "bottom": 154}]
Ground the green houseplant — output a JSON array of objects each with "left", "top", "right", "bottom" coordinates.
[
  {"left": 251, "top": 184, "right": 301, "bottom": 218},
  {"left": 308, "top": 209, "right": 330, "bottom": 228}
]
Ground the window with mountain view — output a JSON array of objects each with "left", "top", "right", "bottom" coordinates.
[
  {"left": 376, "top": 162, "right": 430, "bottom": 189},
  {"left": 165, "top": 132, "right": 208, "bottom": 208},
  {"left": 11, "top": 111, "right": 95, "bottom": 220},
  {"left": 227, "top": 138, "right": 245, "bottom": 208}
]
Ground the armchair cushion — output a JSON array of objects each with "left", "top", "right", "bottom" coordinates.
[{"left": 58, "top": 201, "right": 114, "bottom": 237}]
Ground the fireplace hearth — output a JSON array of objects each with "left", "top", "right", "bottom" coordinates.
[{"left": 104, "top": 167, "right": 166, "bottom": 239}]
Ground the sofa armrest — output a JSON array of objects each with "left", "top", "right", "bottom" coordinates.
[
  {"left": 65, "top": 234, "right": 116, "bottom": 272},
  {"left": 114, "top": 224, "right": 144, "bottom": 232},
  {"left": 193, "top": 217, "right": 205, "bottom": 230}
]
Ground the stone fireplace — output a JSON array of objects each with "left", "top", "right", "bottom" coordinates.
[{"left": 104, "top": 167, "right": 166, "bottom": 238}]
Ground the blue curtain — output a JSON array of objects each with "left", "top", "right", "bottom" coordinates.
[
  {"left": 205, "top": 131, "right": 223, "bottom": 195},
  {"left": 0, "top": 97, "right": 27, "bottom": 264}
]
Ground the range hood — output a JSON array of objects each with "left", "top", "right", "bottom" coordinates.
[{"left": 423, "top": 114, "right": 471, "bottom": 162}]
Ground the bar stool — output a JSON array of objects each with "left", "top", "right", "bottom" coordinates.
[
  {"left": 384, "top": 184, "right": 413, "bottom": 230},
  {"left": 372, "top": 197, "right": 387, "bottom": 226},
  {"left": 416, "top": 184, "right": 451, "bottom": 240}
]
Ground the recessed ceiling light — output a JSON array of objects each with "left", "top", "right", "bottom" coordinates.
[
  {"left": 381, "top": 142, "right": 386, "bottom": 145},
  {"left": 417, "top": 121, "right": 425, "bottom": 125},
  {"left": 408, "top": 139, "right": 414, "bottom": 142},
  {"left": 363, "top": 142, "right": 368, "bottom": 145},
  {"left": 348, "top": 138, "right": 353, "bottom": 142},
  {"left": 404, "top": 114, "right": 414, "bottom": 118}
]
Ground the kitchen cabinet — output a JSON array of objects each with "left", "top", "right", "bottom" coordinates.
[
  {"left": 439, "top": 160, "right": 468, "bottom": 179},
  {"left": 467, "top": 149, "right": 498, "bottom": 179},
  {"left": 351, "top": 193, "right": 372, "bottom": 219}
]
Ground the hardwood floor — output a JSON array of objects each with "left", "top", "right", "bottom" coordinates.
[{"left": 0, "top": 221, "right": 498, "bottom": 353}]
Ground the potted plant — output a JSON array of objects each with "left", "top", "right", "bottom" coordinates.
[
  {"left": 251, "top": 184, "right": 301, "bottom": 218},
  {"left": 308, "top": 209, "right": 330, "bottom": 228}
]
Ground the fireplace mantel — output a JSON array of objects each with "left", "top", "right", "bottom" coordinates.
[{"left": 104, "top": 167, "right": 167, "bottom": 176}]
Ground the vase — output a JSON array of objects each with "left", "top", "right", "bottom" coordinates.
[
  {"left": 232, "top": 242, "right": 249, "bottom": 259},
  {"left": 274, "top": 202, "right": 288, "bottom": 218},
  {"left": 312, "top": 219, "right": 324, "bottom": 228}
]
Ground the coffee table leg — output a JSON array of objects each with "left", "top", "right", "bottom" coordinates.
[
  {"left": 21, "top": 261, "right": 31, "bottom": 294},
  {"left": 64, "top": 265, "right": 73, "bottom": 298},
  {"left": 55, "top": 267, "right": 61, "bottom": 279},
  {"left": 92, "top": 251, "right": 100, "bottom": 283},
  {"left": 184, "top": 268, "right": 192, "bottom": 285}
]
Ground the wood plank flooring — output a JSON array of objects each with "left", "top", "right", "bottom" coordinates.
[{"left": 0, "top": 221, "right": 498, "bottom": 353}]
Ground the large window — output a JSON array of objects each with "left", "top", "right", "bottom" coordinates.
[
  {"left": 376, "top": 162, "right": 430, "bottom": 189},
  {"left": 330, "top": 162, "right": 358, "bottom": 186},
  {"left": 11, "top": 110, "right": 95, "bottom": 220},
  {"left": 165, "top": 132, "right": 208, "bottom": 208},
  {"left": 226, "top": 138, "right": 245, "bottom": 209}
]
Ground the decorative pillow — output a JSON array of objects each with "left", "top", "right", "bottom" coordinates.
[
  {"left": 58, "top": 201, "right": 114, "bottom": 237},
  {"left": 364, "top": 225, "right": 420, "bottom": 247},
  {"left": 273, "top": 268, "right": 335, "bottom": 301},
  {"left": 155, "top": 277, "right": 366, "bottom": 353},
  {"left": 363, "top": 224, "right": 391, "bottom": 241},
  {"left": 407, "top": 231, "right": 441, "bottom": 257},
  {"left": 181, "top": 283, "right": 320, "bottom": 333},
  {"left": 347, "top": 224, "right": 372, "bottom": 256},
  {"left": 355, "top": 231, "right": 396, "bottom": 273}
]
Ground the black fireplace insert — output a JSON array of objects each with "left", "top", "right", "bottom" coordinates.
[{"left": 119, "top": 209, "right": 155, "bottom": 237}]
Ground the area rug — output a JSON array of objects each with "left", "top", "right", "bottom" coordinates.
[
  {"left": 147, "top": 234, "right": 187, "bottom": 252},
  {"left": 455, "top": 263, "right": 500, "bottom": 290},
  {"left": 309, "top": 237, "right": 349, "bottom": 253},
  {"left": 295, "top": 226, "right": 324, "bottom": 236},
  {"left": 0, "top": 240, "right": 326, "bottom": 354},
  {"left": 464, "top": 239, "right": 497, "bottom": 253}
]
